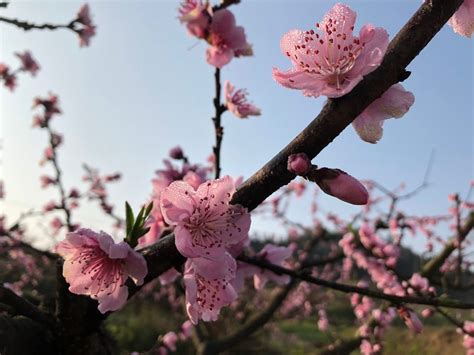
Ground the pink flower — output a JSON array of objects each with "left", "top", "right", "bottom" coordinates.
[
  {"left": 352, "top": 84, "right": 414, "bottom": 143},
  {"left": 310, "top": 168, "right": 368, "bottom": 205},
  {"left": 15, "top": 51, "right": 40, "bottom": 77},
  {"left": 162, "top": 331, "right": 178, "bottom": 351},
  {"left": 224, "top": 81, "right": 261, "bottom": 118},
  {"left": 78, "top": 26, "right": 96, "bottom": 47},
  {"left": 40, "top": 175, "right": 57, "bottom": 188},
  {"left": 206, "top": 9, "right": 252, "bottom": 68},
  {"left": 253, "top": 244, "right": 292, "bottom": 289},
  {"left": 287, "top": 153, "right": 311, "bottom": 175},
  {"left": 183, "top": 253, "right": 237, "bottom": 324},
  {"left": 273, "top": 3, "right": 389, "bottom": 98},
  {"left": 421, "top": 308, "right": 434, "bottom": 318},
  {"left": 33, "top": 93, "right": 61, "bottom": 119},
  {"left": 158, "top": 268, "right": 180, "bottom": 286},
  {"left": 76, "top": 4, "right": 96, "bottom": 47},
  {"left": 448, "top": 0, "right": 474, "bottom": 38},
  {"left": 180, "top": 320, "right": 194, "bottom": 340},
  {"left": 398, "top": 307, "right": 423, "bottom": 333},
  {"left": 360, "top": 340, "right": 381, "bottom": 355},
  {"left": 0, "top": 63, "right": 17, "bottom": 91},
  {"left": 55, "top": 228, "right": 148, "bottom": 313},
  {"left": 178, "top": 0, "right": 211, "bottom": 39},
  {"left": 77, "top": 4, "right": 93, "bottom": 26},
  {"left": 160, "top": 176, "right": 251, "bottom": 261}
]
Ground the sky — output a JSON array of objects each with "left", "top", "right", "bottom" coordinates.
[{"left": 0, "top": 0, "right": 472, "bottom": 251}]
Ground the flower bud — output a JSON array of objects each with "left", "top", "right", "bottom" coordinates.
[
  {"left": 287, "top": 153, "right": 311, "bottom": 175},
  {"left": 309, "top": 168, "right": 368, "bottom": 205},
  {"left": 398, "top": 307, "right": 423, "bottom": 333},
  {"left": 169, "top": 146, "right": 184, "bottom": 160}
]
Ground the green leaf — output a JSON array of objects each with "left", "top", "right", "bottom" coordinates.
[{"left": 125, "top": 201, "right": 134, "bottom": 238}]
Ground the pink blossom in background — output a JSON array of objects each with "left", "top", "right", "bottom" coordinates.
[
  {"left": 448, "top": 0, "right": 474, "bottom": 38},
  {"left": 55, "top": 228, "right": 147, "bottom": 313},
  {"left": 178, "top": 0, "right": 211, "bottom": 39},
  {"left": 160, "top": 176, "right": 251, "bottom": 260},
  {"left": 40, "top": 175, "right": 57, "bottom": 188},
  {"left": 317, "top": 309, "right": 329, "bottom": 331},
  {"left": 76, "top": 4, "right": 96, "bottom": 47},
  {"left": 33, "top": 93, "right": 61, "bottom": 120},
  {"left": 421, "top": 308, "right": 434, "bottom": 318},
  {"left": 15, "top": 51, "right": 40, "bottom": 76},
  {"left": 398, "top": 307, "right": 423, "bottom": 333},
  {"left": 158, "top": 268, "right": 180, "bottom": 286},
  {"left": 0, "top": 63, "right": 17, "bottom": 91},
  {"left": 180, "top": 320, "right": 194, "bottom": 340},
  {"left": 183, "top": 253, "right": 237, "bottom": 324},
  {"left": 352, "top": 84, "right": 415, "bottom": 143},
  {"left": 273, "top": 3, "right": 389, "bottom": 98},
  {"left": 206, "top": 9, "right": 253, "bottom": 68},
  {"left": 360, "top": 340, "right": 382, "bottom": 355},
  {"left": 251, "top": 244, "right": 292, "bottom": 290},
  {"left": 287, "top": 153, "right": 311, "bottom": 175},
  {"left": 224, "top": 81, "right": 261, "bottom": 119},
  {"left": 162, "top": 331, "right": 178, "bottom": 351},
  {"left": 311, "top": 168, "right": 368, "bottom": 205}
]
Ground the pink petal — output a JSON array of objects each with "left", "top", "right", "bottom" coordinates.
[
  {"left": 124, "top": 250, "right": 148, "bottom": 285},
  {"left": 160, "top": 181, "right": 195, "bottom": 225},
  {"left": 206, "top": 46, "right": 234, "bottom": 68},
  {"left": 449, "top": 0, "right": 474, "bottom": 38}
]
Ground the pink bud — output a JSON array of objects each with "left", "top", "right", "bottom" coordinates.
[
  {"left": 287, "top": 153, "right": 311, "bottom": 175},
  {"left": 310, "top": 168, "right": 368, "bottom": 205},
  {"left": 169, "top": 146, "right": 184, "bottom": 160},
  {"left": 421, "top": 308, "right": 434, "bottom": 318},
  {"left": 398, "top": 307, "right": 423, "bottom": 333}
]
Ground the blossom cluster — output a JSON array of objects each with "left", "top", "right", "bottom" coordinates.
[
  {"left": 178, "top": 0, "right": 252, "bottom": 68},
  {"left": 0, "top": 51, "right": 40, "bottom": 91}
]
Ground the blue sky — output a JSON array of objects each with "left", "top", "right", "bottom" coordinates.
[{"left": 1, "top": 0, "right": 472, "bottom": 251}]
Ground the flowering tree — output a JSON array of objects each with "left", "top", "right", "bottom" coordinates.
[{"left": 1, "top": 0, "right": 473, "bottom": 354}]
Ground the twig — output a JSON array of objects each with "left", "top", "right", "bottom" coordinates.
[
  {"left": 237, "top": 255, "right": 474, "bottom": 309},
  {"left": 0, "top": 16, "right": 74, "bottom": 32},
  {"left": 421, "top": 211, "right": 474, "bottom": 278},
  {"left": 212, "top": 68, "right": 226, "bottom": 179}
]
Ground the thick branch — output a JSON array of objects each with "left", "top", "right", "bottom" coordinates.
[
  {"left": 0, "top": 286, "right": 54, "bottom": 325},
  {"left": 421, "top": 211, "right": 474, "bottom": 278}
]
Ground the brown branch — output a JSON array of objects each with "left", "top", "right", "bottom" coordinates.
[
  {"left": 421, "top": 211, "right": 474, "bottom": 278},
  {"left": 0, "top": 286, "right": 54, "bottom": 325},
  {"left": 237, "top": 255, "right": 474, "bottom": 309},
  {"left": 212, "top": 0, "right": 241, "bottom": 12},
  {"left": 212, "top": 68, "right": 226, "bottom": 179},
  {"left": 0, "top": 16, "right": 74, "bottom": 32}
]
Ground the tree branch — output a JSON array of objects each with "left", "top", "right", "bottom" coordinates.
[
  {"left": 421, "top": 211, "right": 474, "bottom": 278},
  {"left": 0, "top": 286, "right": 54, "bottom": 325},
  {"left": 237, "top": 255, "right": 474, "bottom": 309}
]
